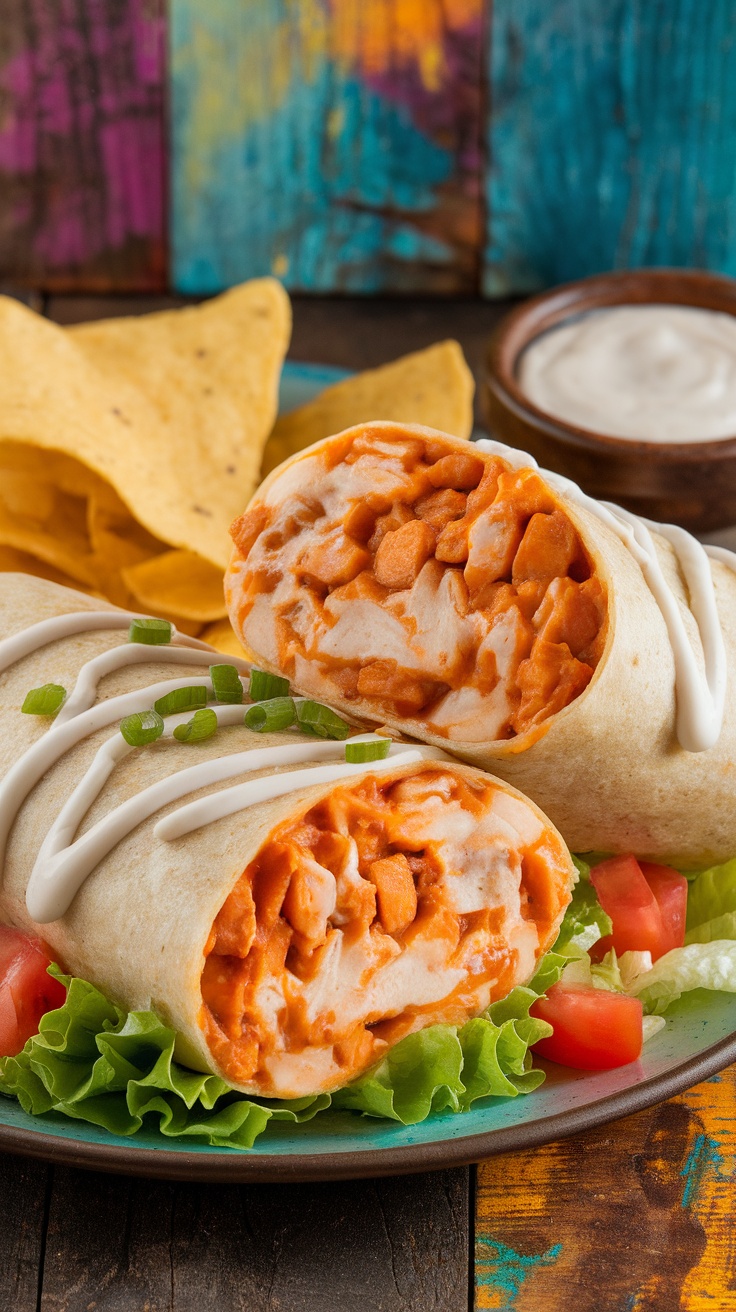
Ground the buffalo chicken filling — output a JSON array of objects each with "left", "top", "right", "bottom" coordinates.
[
  {"left": 201, "top": 767, "right": 571, "bottom": 1099},
  {"left": 227, "top": 427, "right": 607, "bottom": 743}
]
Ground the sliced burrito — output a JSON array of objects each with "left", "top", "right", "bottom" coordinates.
[
  {"left": 0, "top": 574, "right": 573, "bottom": 1100},
  {"left": 226, "top": 422, "right": 736, "bottom": 867}
]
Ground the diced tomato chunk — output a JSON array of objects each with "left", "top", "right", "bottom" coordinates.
[
  {"left": 0, "top": 924, "right": 66, "bottom": 1058},
  {"left": 531, "top": 984, "right": 643, "bottom": 1070},
  {"left": 590, "top": 855, "right": 685, "bottom": 962},
  {"left": 639, "top": 862, "right": 688, "bottom": 955}
]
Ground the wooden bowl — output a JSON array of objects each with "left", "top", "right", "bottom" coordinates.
[{"left": 482, "top": 268, "right": 736, "bottom": 532}]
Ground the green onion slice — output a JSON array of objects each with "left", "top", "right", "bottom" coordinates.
[
  {"left": 296, "top": 700, "right": 351, "bottom": 741},
  {"left": 345, "top": 737, "right": 392, "bottom": 763},
  {"left": 128, "top": 617, "right": 173, "bottom": 646},
  {"left": 244, "top": 697, "right": 296, "bottom": 733},
  {"left": 249, "top": 668, "right": 290, "bottom": 701},
  {"left": 21, "top": 684, "right": 67, "bottom": 716},
  {"left": 210, "top": 664, "right": 244, "bottom": 704},
  {"left": 173, "top": 707, "right": 218, "bottom": 743},
  {"left": 120, "top": 710, "right": 165, "bottom": 747},
  {"left": 153, "top": 686, "right": 208, "bottom": 717}
]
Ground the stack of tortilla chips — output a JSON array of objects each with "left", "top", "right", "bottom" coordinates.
[{"left": 0, "top": 281, "right": 474, "bottom": 653}]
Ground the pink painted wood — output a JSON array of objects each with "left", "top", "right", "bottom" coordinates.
[{"left": 0, "top": 0, "right": 166, "bottom": 291}]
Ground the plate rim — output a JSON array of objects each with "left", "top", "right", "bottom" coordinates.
[{"left": 1, "top": 1026, "right": 734, "bottom": 1182}]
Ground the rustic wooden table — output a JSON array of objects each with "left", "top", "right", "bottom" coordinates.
[{"left": 1, "top": 294, "right": 733, "bottom": 1311}]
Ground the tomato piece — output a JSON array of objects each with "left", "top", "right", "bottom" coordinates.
[
  {"left": 589, "top": 855, "right": 687, "bottom": 962},
  {"left": 531, "top": 984, "right": 643, "bottom": 1070},
  {"left": 639, "top": 862, "right": 688, "bottom": 955},
  {"left": 589, "top": 855, "right": 666, "bottom": 959},
  {"left": 0, "top": 924, "right": 66, "bottom": 1058}
]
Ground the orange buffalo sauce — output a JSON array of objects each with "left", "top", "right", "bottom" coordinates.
[
  {"left": 200, "top": 766, "right": 571, "bottom": 1099},
  {"left": 227, "top": 427, "right": 607, "bottom": 745}
]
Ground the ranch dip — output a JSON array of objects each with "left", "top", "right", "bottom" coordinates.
[{"left": 518, "top": 304, "right": 736, "bottom": 443}]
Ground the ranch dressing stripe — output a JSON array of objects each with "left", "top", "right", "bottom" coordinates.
[
  {"left": 26, "top": 739, "right": 428, "bottom": 923},
  {"left": 0, "top": 676, "right": 216, "bottom": 871},
  {"left": 56, "top": 645, "right": 247, "bottom": 726},
  {"left": 32, "top": 705, "right": 253, "bottom": 882},
  {"left": 477, "top": 438, "right": 736, "bottom": 753},
  {"left": 0, "top": 610, "right": 219, "bottom": 674},
  {"left": 153, "top": 751, "right": 427, "bottom": 844}
]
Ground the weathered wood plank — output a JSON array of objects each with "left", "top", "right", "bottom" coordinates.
[
  {"left": 39, "top": 1166, "right": 470, "bottom": 1311},
  {"left": 485, "top": 0, "right": 736, "bottom": 294},
  {"left": 475, "top": 1065, "right": 736, "bottom": 1311},
  {"left": 0, "top": 1153, "right": 49, "bottom": 1312},
  {"left": 170, "top": 0, "right": 484, "bottom": 294},
  {"left": 0, "top": 0, "right": 166, "bottom": 291}
]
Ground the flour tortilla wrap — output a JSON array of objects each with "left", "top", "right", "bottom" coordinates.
[
  {"left": 0, "top": 574, "right": 573, "bottom": 1100},
  {"left": 226, "top": 421, "right": 736, "bottom": 868}
]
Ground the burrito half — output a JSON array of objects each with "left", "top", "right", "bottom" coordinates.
[
  {"left": 0, "top": 574, "right": 573, "bottom": 1100},
  {"left": 226, "top": 422, "right": 736, "bottom": 866}
]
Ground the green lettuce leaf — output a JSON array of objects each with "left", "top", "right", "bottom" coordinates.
[
  {"left": 0, "top": 958, "right": 565, "bottom": 1148},
  {"left": 629, "top": 941, "right": 736, "bottom": 1015},
  {"left": 554, "top": 879, "right": 612, "bottom": 956},
  {"left": 685, "top": 858, "right": 736, "bottom": 944},
  {"left": 0, "top": 972, "right": 328, "bottom": 1147}
]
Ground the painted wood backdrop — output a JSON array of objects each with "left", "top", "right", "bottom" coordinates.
[{"left": 0, "top": 0, "right": 734, "bottom": 294}]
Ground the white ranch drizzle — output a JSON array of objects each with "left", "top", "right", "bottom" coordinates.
[
  {"left": 56, "top": 645, "right": 248, "bottom": 726},
  {"left": 0, "top": 606, "right": 441, "bottom": 922},
  {"left": 0, "top": 610, "right": 217, "bottom": 674},
  {"left": 26, "top": 723, "right": 427, "bottom": 922},
  {"left": 0, "top": 676, "right": 217, "bottom": 871},
  {"left": 477, "top": 438, "right": 736, "bottom": 752}
]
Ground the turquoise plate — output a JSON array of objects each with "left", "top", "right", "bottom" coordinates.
[{"left": 1, "top": 362, "right": 734, "bottom": 1182}]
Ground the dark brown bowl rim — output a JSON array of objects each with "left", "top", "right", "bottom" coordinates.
[
  {"left": 1, "top": 1026, "right": 734, "bottom": 1182},
  {"left": 486, "top": 268, "right": 736, "bottom": 462}
]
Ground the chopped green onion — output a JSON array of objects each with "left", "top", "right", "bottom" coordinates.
[
  {"left": 128, "top": 617, "right": 172, "bottom": 646},
  {"left": 153, "top": 686, "right": 208, "bottom": 717},
  {"left": 248, "top": 668, "right": 290, "bottom": 701},
  {"left": 210, "top": 664, "right": 243, "bottom": 704},
  {"left": 244, "top": 697, "right": 296, "bottom": 733},
  {"left": 296, "top": 700, "right": 351, "bottom": 741},
  {"left": 345, "top": 737, "right": 392, "bottom": 763},
  {"left": 119, "top": 710, "right": 164, "bottom": 747},
  {"left": 21, "top": 684, "right": 67, "bottom": 716},
  {"left": 173, "top": 707, "right": 218, "bottom": 743}
]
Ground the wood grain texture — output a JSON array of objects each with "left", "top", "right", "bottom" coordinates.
[
  {"left": 170, "top": 0, "right": 485, "bottom": 294},
  {"left": 0, "top": 0, "right": 166, "bottom": 290},
  {"left": 0, "top": 1153, "right": 49, "bottom": 1312},
  {"left": 475, "top": 1065, "right": 736, "bottom": 1311},
  {"left": 485, "top": 0, "right": 736, "bottom": 295},
  {"left": 37, "top": 1167, "right": 469, "bottom": 1311}
]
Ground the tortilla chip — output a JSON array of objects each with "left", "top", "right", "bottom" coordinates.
[
  {"left": 121, "top": 550, "right": 228, "bottom": 623},
  {"left": 261, "top": 340, "right": 474, "bottom": 477},
  {"left": 69, "top": 280, "right": 291, "bottom": 565},
  {"left": 201, "top": 618, "right": 248, "bottom": 659},
  {"left": 0, "top": 545, "right": 96, "bottom": 594},
  {"left": 0, "top": 281, "right": 289, "bottom": 578}
]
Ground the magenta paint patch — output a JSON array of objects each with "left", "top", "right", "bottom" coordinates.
[{"left": 0, "top": 0, "right": 165, "bottom": 284}]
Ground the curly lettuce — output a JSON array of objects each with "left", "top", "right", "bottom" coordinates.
[{"left": 0, "top": 959, "right": 562, "bottom": 1149}]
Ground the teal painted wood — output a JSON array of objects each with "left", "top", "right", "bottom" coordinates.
[
  {"left": 485, "top": 0, "right": 736, "bottom": 295},
  {"left": 170, "top": 0, "right": 484, "bottom": 294}
]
